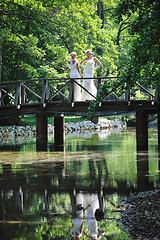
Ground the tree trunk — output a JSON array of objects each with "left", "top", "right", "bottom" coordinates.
[
  {"left": 0, "top": 44, "right": 2, "bottom": 83},
  {"left": 0, "top": 13, "right": 2, "bottom": 83},
  {"left": 97, "top": 1, "right": 104, "bottom": 28}
]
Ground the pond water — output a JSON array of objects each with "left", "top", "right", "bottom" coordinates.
[{"left": 0, "top": 128, "right": 160, "bottom": 240}]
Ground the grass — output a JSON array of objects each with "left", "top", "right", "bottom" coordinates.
[
  {"left": 19, "top": 114, "right": 131, "bottom": 127},
  {"left": 19, "top": 115, "right": 86, "bottom": 126}
]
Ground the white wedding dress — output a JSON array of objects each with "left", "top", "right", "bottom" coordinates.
[
  {"left": 67, "top": 60, "right": 81, "bottom": 102},
  {"left": 81, "top": 58, "right": 97, "bottom": 101}
]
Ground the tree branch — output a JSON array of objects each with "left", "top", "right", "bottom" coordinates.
[{"left": 116, "top": 21, "right": 131, "bottom": 45}]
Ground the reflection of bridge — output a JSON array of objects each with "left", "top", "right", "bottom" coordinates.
[
  {"left": 0, "top": 151, "right": 159, "bottom": 239},
  {"left": 0, "top": 151, "right": 159, "bottom": 194},
  {"left": 0, "top": 77, "right": 160, "bottom": 151}
]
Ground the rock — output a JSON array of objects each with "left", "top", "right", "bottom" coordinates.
[
  {"left": 0, "top": 118, "right": 127, "bottom": 139},
  {"left": 120, "top": 190, "right": 160, "bottom": 240}
]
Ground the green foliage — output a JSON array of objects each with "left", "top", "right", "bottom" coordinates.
[
  {"left": 19, "top": 115, "right": 85, "bottom": 126},
  {"left": 116, "top": 0, "right": 160, "bottom": 86},
  {"left": 1, "top": 0, "right": 131, "bottom": 83},
  {"left": 2, "top": 0, "right": 158, "bottom": 104},
  {"left": 3, "top": 0, "right": 158, "bottom": 121},
  {"left": 132, "top": 90, "right": 148, "bottom": 100}
]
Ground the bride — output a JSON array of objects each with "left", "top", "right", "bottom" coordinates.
[
  {"left": 67, "top": 52, "right": 82, "bottom": 102},
  {"left": 80, "top": 50, "right": 101, "bottom": 101}
]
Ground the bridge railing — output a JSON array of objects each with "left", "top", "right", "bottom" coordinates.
[{"left": 0, "top": 77, "right": 157, "bottom": 107}]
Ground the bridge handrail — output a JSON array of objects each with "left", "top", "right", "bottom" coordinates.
[
  {"left": 0, "top": 77, "right": 158, "bottom": 106},
  {"left": 0, "top": 76, "right": 118, "bottom": 86}
]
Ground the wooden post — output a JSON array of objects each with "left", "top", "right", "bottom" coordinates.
[
  {"left": 41, "top": 80, "right": 50, "bottom": 104},
  {"left": 14, "top": 84, "right": 21, "bottom": 106},
  {"left": 125, "top": 84, "right": 130, "bottom": 101},
  {"left": 54, "top": 115, "right": 65, "bottom": 151},
  {"left": 68, "top": 79, "right": 74, "bottom": 103},
  {"left": 98, "top": 78, "right": 102, "bottom": 89},
  {"left": 21, "top": 86, "right": 27, "bottom": 104},
  {"left": 136, "top": 110, "right": 148, "bottom": 151},
  {"left": 36, "top": 112, "right": 48, "bottom": 151}
]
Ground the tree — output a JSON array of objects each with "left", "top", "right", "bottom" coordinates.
[
  {"left": 116, "top": 0, "right": 160, "bottom": 86},
  {"left": 1, "top": 0, "right": 128, "bottom": 83}
]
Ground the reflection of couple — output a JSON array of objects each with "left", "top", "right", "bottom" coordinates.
[
  {"left": 67, "top": 50, "right": 102, "bottom": 101},
  {"left": 70, "top": 192, "right": 104, "bottom": 240}
]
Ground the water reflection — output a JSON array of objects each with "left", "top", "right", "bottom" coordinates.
[
  {"left": 0, "top": 128, "right": 160, "bottom": 239},
  {"left": 70, "top": 190, "right": 104, "bottom": 239},
  {"left": 137, "top": 152, "right": 150, "bottom": 191}
]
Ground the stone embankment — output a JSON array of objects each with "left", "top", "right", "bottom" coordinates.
[
  {"left": 0, "top": 119, "right": 126, "bottom": 138},
  {"left": 65, "top": 119, "right": 126, "bottom": 133},
  {"left": 120, "top": 190, "right": 160, "bottom": 240}
]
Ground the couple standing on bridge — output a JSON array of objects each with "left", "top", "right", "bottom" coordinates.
[{"left": 67, "top": 50, "right": 102, "bottom": 102}]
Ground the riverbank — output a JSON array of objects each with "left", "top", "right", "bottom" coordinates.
[
  {"left": 0, "top": 119, "right": 126, "bottom": 138},
  {"left": 120, "top": 190, "right": 160, "bottom": 240}
]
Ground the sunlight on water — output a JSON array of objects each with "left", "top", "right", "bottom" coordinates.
[{"left": 0, "top": 128, "right": 160, "bottom": 239}]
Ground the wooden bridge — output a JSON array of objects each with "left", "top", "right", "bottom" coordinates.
[{"left": 0, "top": 77, "right": 160, "bottom": 151}]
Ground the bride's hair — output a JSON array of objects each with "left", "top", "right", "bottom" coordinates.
[
  {"left": 69, "top": 52, "right": 77, "bottom": 65},
  {"left": 85, "top": 49, "right": 94, "bottom": 56}
]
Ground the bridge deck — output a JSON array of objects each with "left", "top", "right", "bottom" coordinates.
[{"left": 0, "top": 100, "right": 158, "bottom": 117}]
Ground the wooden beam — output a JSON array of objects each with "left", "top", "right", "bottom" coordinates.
[
  {"left": 49, "top": 83, "right": 68, "bottom": 100},
  {"left": 22, "top": 83, "right": 41, "bottom": 100},
  {"left": 48, "top": 81, "right": 70, "bottom": 102}
]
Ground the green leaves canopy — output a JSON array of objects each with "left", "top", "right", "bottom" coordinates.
[
  {"left": 0, "top": 0, "right": 124, "bottom": 82},
  {"left": 116, "top": 0, "right": 160, "bottom": 86}
]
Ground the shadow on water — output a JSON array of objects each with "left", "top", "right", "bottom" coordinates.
[{"left": 0, "top": 128, "right": 160, "bottom": 239}]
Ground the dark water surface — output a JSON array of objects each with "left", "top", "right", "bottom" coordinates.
[{"left": 0, "top": 128, "right": 160, "bottom": 239}]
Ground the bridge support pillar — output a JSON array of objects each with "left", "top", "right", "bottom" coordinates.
[
  {"left": 136, "top": 111, "right": 148, "bottom": 151},
  {"left": 54, "top": 115, "right": 65, "bottom": 151},
  {"left": 36, "top": 113, "right": 48, "bottom": 151},
  {"left": 157, "top": 113, "right": 160, "bottom": 150}
]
